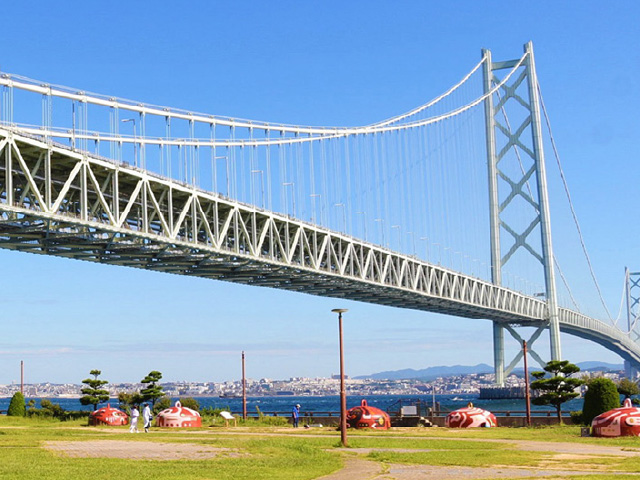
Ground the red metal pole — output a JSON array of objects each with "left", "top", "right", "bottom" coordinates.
[
  {"left": 20, "top": 360, "right": 24, "bottom": 396},
  {"left": 242, "top": 351, "right": 247, "bottom": 421},
  {"left": 338, "top": 312, "right": 348, "bottom": 447},
  {"left": 523, "top": 341, "right": 531, "bottom": 427}
]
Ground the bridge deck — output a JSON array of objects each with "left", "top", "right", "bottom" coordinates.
[{"left": 0, "top": 127, "right": 638, "bottom": 366}]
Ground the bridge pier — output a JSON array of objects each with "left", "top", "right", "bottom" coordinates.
[
  {"left": 493, "top": 322, "right": 505, "bottom": 386},
  {"left": 484, "top": 42, "right": 562, "bottom": 384},
  {"left": 624, "top": 361, "right": 639, "bottom": 380}
]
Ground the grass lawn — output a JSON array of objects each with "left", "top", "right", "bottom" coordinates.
[
  {"left": 0, "top": 418, "right": 341, "bottom": 480},
  {"left": 2, "top": 417, "right": 640, "bottom": 479}
]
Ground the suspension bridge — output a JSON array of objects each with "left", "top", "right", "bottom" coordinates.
[{"left": 0, "top": 42, "right": 637, "bottom": 383}]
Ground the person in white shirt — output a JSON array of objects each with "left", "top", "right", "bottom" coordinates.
[
  {"left": 142, "top": 403, "right": 152, "bottom": 433},
  {"left": 129, "top": 405, "right": 140, "bottom": 433}
]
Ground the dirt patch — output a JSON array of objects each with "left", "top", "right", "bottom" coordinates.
[
  {"left": 385, "top": 464, "right": 608, "bottom": 479},
  {"left": 315, "top": 456, "right": 608, "bottom": 480},
  {"left": 316, "top": 456, "right": 382, "bottom": 479},
  {"left": 511, "top": 439, "right": 640, "bottom": 457},
  {"left": 43, "top": 440, "right": 244, "bottom": 460}
]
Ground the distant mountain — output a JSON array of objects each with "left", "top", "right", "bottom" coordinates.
[
  {"left": 357, "top": 361, "right": 624, "bottom": 381},
  {"left": 355, "top": 363, "right": 493, "bottom": 381},
  {"left": 576, "top": 361, "right": 623, "bottom": 371}
]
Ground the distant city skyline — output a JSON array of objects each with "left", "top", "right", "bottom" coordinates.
[
  {"left": 0, "top": 1, "right": 638, "bottom": 384},
  {"left": 0, "top": 360, "right": 626, "bottom": 403}
]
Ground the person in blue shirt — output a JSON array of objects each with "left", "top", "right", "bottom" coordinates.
[{"left": 292, "top": 404, "right": 300, "bottom": 428}]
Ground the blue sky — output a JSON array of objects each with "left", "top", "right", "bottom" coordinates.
[{"left": 0, "top": 1, "right": 638, "bottom": 384}]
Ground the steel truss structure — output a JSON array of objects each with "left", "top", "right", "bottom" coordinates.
[
  {"left": 1, "top": 42, "right": 639, "bottom": 380},
  {"left": 0, "top": 127, "right": 639, "bottom": 368}
]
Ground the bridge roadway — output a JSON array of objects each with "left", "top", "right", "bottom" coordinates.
[{"left": 0, "top": 127, "right": 638, "bottom": 367}]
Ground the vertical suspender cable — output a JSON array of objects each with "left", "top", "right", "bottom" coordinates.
[
  {"left": 266, "top": 129, "right": 272, "bottom": 211},
  {"left": 539, "top": 86, "right": 612, "bottom": 321}
]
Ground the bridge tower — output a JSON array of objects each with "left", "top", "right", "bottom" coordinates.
[
  {"left": 625, "top": 268, "right": 640, "bottom": 379},
  {"left": 482, "top": 42, "right": 561, "bottom": 385}
]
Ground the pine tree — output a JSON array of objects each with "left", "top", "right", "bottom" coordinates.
[
  {"left": 530, "top": 360, "right": 584, "bottom": 423},
  {"left": 79, "top": 370, "right": 110, "bottom": 411},
  {"left": 116, "top": 391, "right": 144, "bottom": 413},
  {"left": 617, "top": 378, "right": 640, "bottom": 400},
  {"left": 7, "top": 391, "right": 26, "bottom": 417},
  {"left": 140, "top": 371, "right": 164, "bottom": 406}
]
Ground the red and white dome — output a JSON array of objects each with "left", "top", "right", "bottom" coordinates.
[
  {"left": 446, "top": 403, "right": 497, "bottom": 428},
  {"left": 346, "top": 399, "right": 391, "bottom": 430},
  {"left": 591, "top": 398, "right": 640, "bottom": 437},
  {"left": 89, "top": 404, "right": 128, "bottom": 426},
  {"left": 156, "top": 400, "right": 202, "bottom": 428}
]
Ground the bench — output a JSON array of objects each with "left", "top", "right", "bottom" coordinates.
[{"left": 220, "top": 411, "right": 237, "bottom": 427}]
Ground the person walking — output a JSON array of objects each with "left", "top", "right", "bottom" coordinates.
[
  {"left": 142, "top": 403, "right": 152, "bottom": 433},
  {"left": 292, "top": 404, "right": 300, "bottom": 428},
  {"left": 129, "top": 405, "right": 140, "bottom": 433}
]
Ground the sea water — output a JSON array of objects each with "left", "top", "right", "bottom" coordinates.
[{"left": 0, "top": 393, "right": 586, "bottom": 416}]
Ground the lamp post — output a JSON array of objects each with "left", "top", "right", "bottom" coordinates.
[
  {"left": 242, "top": 351, "right": 247, "bottom": 421},
  {"left": 444, "top": 246, "right": 452, "bottom": 268},
  {"left": 251, "top": 169, "right": 264, "bottom": 208},
  {"left": 283, "top": 182, "right": 296, "bottom": 216},
  {"left": 214, "top": 155, "right": 230, "bottom": 195},
  {"left": 420, "top": 236, "right": 430, "bottom": 262},
  {"left": 331, "top": 308, "right": 349, "bottom": 447},
  {"left": 310, "top": 193, "right": 323, "bottom": 224},
  {"left": 334, "top": 203, "right": 347, "bottom": 232},
  {"left": 121, "top": 118, "right": 137, "bottom": 167},
  {"left": 391, "top": 225, "right": 402, "bottom": 251},
  {"left": 355, "top": 211, "right": 367, "bottom": 241},
  {"left": 374, "top": 218, "right": 386, "bottom": 247},
  {"left": 433, "top": 242, "right": 442, "bottom": 265},
  {"left": 406, "top": 232, "right": 416, "bottom": 256},
  {"left": 523, "top": 341, "right": 531, "bottom": 427}
]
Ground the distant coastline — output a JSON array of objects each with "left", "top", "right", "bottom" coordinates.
[{"left": 0, "top": 361, "right": 623, "bottom": 400}]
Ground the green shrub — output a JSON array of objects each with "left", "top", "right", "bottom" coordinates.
[
  {"left": 582, "top": 377, "right": 620, "bottom": 425},
  {"left": 569, "top": 410, "right": 583, "bottom": 424},
  {"left": 179, "top": 397, "right": 200, "bottom": 412},
  {"left": 25, "top": 399, "right": 88, "bottom": 421},
  {"left": 7, "top": 392, "right": 26, "bottom": 417},
  {"left": 201, "top": 406, "right": 231, "bottom": 416},
  {"left": 207, "top": 412, "right": 289, "bottom": 427},
  {"left": 152, "top": 396, "right": 171, "bottom": 415},
  {"left": 249, "top": 415, "right": 289, "bottom": 426}
]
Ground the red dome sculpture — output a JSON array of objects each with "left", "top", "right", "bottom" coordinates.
[
  {"left": 446, "top": 402, "right": 497, "bottom": 428},
  {"left": 591, "top": 398, "right": 640, "bottom": 437},
  {"left": 156, "top": 400, "right": 202, "bottom": 428},
  {"left": 89, "top": 404, "right": 128, "bottom": 426},
  {"left": 346, "top": 399, "right": 391, "bottom": 430}
]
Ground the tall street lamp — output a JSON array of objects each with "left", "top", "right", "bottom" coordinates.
[
  {"left": 121, "top": 118, "right": 137, "bottom": 167},
  {"left": 251, "top": 169, "right": 265, "bottom": 208},
  {"left": 283, "top": 182, "right": 296, "bottom": 217},
  {"left": 331, "top": 308, "right": 349, "bottom": 447}
]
